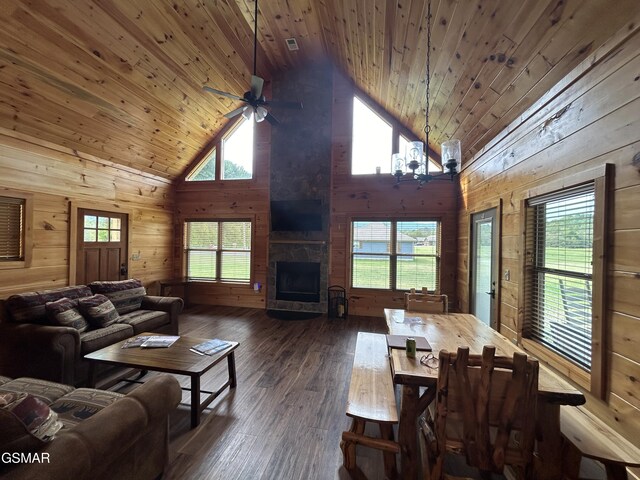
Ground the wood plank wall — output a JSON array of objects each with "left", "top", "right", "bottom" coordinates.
[
  {"left": 457, "top": 22, "right": 640, "bottom": 446},
  {"left": 330, "top": 70, "right": 458, "bottom": 317},
  {"left": 173, "top": 121, "right": 271, "bottom": 309},
  {"left": 0, "top": 128, "right": 174, "bottom": 298}
]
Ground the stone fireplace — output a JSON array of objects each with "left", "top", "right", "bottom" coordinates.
[{"left": 266, "top": 61, "right": 332, "bottom": 314}]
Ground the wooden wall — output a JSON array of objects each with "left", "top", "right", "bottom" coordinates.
[
  {"left": 173, "top": 120, "right": 271, "bottom": 309},
  {"left": 330, "top": 71, "right": 459, "bottom": 317},
  {"left": 0, "top": 128, "right": 174, "bottom": 298},
  {"left": 457, "top": 21, "right": 640, "bottom": 445}
]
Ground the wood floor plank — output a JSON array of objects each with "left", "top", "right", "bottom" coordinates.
[{"left": 143, "top": 305, "right": 390, "bottom": 480}]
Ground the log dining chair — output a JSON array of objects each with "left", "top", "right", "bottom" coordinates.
[
  {"left": 404, "top": 288, "right": 448, "bottom": 314},
  {"left": 420, "top": 346, "right": 539, "bottom": 480}
]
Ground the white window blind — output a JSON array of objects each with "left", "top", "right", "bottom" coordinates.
[
  {"left": 184, "top": 220, "right": 251, "bottom": 282},
  {"left": 0, "top": 196, "right": 24, "bottom": 261},
  {"left": 525, "top": 183, "right": 594, "bottom": 370}
]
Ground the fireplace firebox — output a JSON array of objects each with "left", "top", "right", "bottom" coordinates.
[{"left": 276, "top": 261, "right": 321, "bottom": 303}]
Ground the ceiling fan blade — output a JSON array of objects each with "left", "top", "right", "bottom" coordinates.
[
  {"left": 203, "top": 86, "right": 243, "bottom": 101},
  {"left": 267, "top": 100, "right": 303, "bottom": 110},
  {"left": 264, "top": 112, "right": 279, "bottom": 125},
  {"left": 250, "top": 75, "right": 264, "bottom": 99},
  {"left": 224, "top": 106, "right": 246, "bottom": 119}
]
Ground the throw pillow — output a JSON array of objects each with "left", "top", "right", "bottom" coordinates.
[
  {"left": 88, "top": 279, "right": 146, "bottom": 315},
  {"left": 78, "top": 294, "right": 120, "bottom": 328},
  {"left": 0, "top": 392, "right": 63, "bottom": 453},
  {"left": 45, "top": 297, "right": 89, "bottom": 333}
]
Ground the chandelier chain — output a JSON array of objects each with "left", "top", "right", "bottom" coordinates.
[{"left": 424, "top": 0, "right": 432, "bottom": 151}]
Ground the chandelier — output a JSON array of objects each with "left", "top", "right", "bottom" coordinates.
[{"left": 392, "top": 0, "right": 461, "bottom": 187}]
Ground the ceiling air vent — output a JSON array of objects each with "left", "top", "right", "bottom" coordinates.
[{"left": 285, "top": 38, "right": 299, "bottom": 51}]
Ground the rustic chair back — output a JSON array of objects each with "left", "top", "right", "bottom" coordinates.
[
  {"left": 425, "top": 346, "right": 539, "bottom": 480},
  {"left": 405, "top": 290, "right": 448, "bottom": 313}
]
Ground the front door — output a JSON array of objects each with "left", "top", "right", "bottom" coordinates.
[
  {"left": 470, "top": 208, "right": 498, "bottom": 328},
  {"left": 76, "top": 208, "right": 128, "bottom": 284}
]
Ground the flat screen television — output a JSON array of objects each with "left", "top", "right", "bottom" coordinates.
[{"left": 271, "top": 200, "right": 322, "bottom": 232}]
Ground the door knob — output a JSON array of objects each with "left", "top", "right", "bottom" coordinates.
[{"left": 485, "top": 289, "right": 496, "bottom": 299}]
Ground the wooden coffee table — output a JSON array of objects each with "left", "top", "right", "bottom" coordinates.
[{"left": 85, "top": 333, "right": 238, "bottom": 428}]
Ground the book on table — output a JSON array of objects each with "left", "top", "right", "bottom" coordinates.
[
  {"left": 386, "top": 334, "right": 432, "bottom": 351},
  {"left": 122, "top": 335, "right": 180, "bottom": 349},
  {"left": 191, "top": 338, "right": 231, "bottom": 355}
]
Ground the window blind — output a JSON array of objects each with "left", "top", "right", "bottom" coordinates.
[
  {"left": 525, "top": 183, "right": 594, "bottom": 370},
  {"left": 184, "top": 220, "right": 251, "bottom": 282},
  {"left": 0, "top": 196, "right": 24, "bottom": 261}
]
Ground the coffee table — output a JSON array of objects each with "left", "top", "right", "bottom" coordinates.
[{"left": 84, "top": 333, "right": 238, "bottom": 428}]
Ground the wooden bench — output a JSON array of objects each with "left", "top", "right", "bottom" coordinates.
[
  {"left": 341, "top": 332, "right": 400, "bottom": 479},
  {"left": 561, "top": 405, "right": 640, "bottom": 480}
]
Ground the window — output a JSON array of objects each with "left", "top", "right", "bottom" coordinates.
[
  {"left": 83, "top": 214, "right": 122, "bottom": 242},
  {"left": 524, "top": 183, "right": 595, "bottom": 371},
  {"left": 186, "top": 149, "right": 216, "bottom": 181},
  {"left": 351, "top": 97, "right": 392, "bottom": 175},
  {"left": 185, "top": 117, "right": 253, "bottom": 182},
  {"left": 184, "top": 220, "right": 252, "bottom": 282},
  {"left": 0, "top": 193, "right": 31, "bottom": 269},
  {"left": 351, "top": 220, "right": 440, "bottom": 291},
  {"left": 222, "top": 118, "right": 253, "bottom": 179},
  {"left": 0, "top": 196, "right": 25, "bottom": 261}
]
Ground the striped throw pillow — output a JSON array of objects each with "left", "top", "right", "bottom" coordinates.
[
  {"left": 88, "top": 279, "right": 146, "bottom": 315},
  {"left": 78, "top": 294, "right": 120, "bottom": 328}
]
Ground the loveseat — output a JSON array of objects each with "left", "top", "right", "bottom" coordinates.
[
  {"left": 0, "top": 280, "right": 183, "bottom": 386},
  {"left": 0, "top": 374, "right": 181, "bottom": 480}
]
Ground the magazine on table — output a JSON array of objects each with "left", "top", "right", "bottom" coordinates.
[
  {"left": 122, "top": 335, "right": 180, "bottom": 349},
  {"left": 190, "top": 338, "right": 231, "bottom": 355},
  {"left": 121, "top": 336, "right": 153, "bottom": 348},
  {"left": 140, "top": 335, "right": 180, "bottom": 348}
]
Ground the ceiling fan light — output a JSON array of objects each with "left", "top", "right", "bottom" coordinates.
[
  {"left": 241, "top": 107, "right": 253, "bottom": 121},
  {"left": 255, "top": 106, "right": 268, "bottom": 122}
]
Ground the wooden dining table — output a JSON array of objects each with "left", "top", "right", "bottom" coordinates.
[{"left": 384, "top": 308, "right": 586, "bottom": 480}]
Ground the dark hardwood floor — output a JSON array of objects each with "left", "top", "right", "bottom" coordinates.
[{"left": 133, "top": 305, "right": 389, "bottom": 480}]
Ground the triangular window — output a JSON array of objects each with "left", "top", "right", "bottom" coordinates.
[{"left": 186, "top": 148, "right": 216, "bottom": 181}]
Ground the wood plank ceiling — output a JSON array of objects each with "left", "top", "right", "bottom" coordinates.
[{"left": 0, "top": 0, "right": 637, "bottom": 180}]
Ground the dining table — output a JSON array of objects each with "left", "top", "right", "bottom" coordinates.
[{"left": 384, "top": 308, "right": 586, "bottom": 480}]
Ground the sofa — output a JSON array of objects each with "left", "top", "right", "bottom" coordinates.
[
  {"left": 0, "top": 280, "right": 183, "bottom": 386},
  {"left": 0, "top": 374, "right": 181, "bottom": 480}
]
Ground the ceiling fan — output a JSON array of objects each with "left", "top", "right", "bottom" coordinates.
[{"left": 203, "top": 0, "right": 302, "bottom": 125}]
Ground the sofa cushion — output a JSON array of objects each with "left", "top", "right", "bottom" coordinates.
[
  {"left": 89, "top": 279, "right": 146, "bottom": 315},
  {"left": 118, "top": 310, "right": 169, "bottom": 334},
  {"left": 78, "top": 294, "right": 120, "bottom": 328},
  {"left": 5, "top": 285, "right": 93, "bottom": 324},
  {"left": 45, "top": 297, "right": 90, "bottom": 333},
  {"left": 79, "top": 323, "right": 133, "bottom": 355},
  {"left": 50, "top": 388, "right": 124, "bottom": 429},
  {"left": 1, "top": 392, "right": 63, "bottom": 443}
]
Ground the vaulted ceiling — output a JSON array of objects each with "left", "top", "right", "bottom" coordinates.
[{"left": 0, "top": 0, "right": 637, "bottom": 180}]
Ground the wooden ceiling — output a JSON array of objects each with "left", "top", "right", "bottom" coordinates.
[{"left": 0, "top": 0, "right": 638, "bottom": 180}]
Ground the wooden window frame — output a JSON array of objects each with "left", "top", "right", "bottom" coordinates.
[
  {"left": 181, "top": 116, "right": 255, "bottom": 184},
  {"left": 182, "top": 217, "right": 254, "bottom": 284},
  {"left": 349, "top": 218, "right": 442, "bottom": 292},
  {"left": 519, "top": 164, "right": 611, "bottom": 398},
  {"left": 0, "top": 190, "right": 33, "bottom": 270}
]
